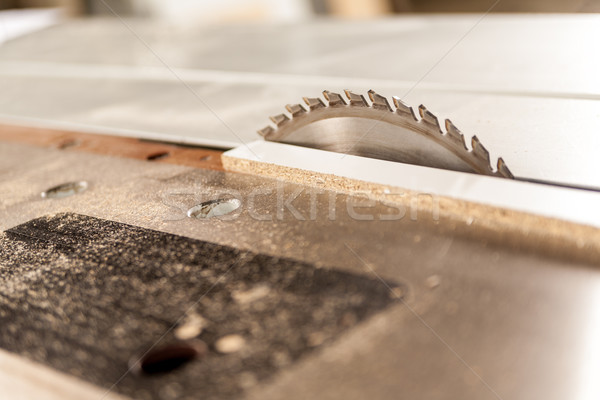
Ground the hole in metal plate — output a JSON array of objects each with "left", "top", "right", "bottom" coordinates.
[
  {"left": 131, "top": 340, "right": 207, "bottom": 375},
  {"left": 187, "top": 199, "right": 241, "bottom": 219},
  {"left": 41, "top": 181, "right": 88, "bottom": 199}
]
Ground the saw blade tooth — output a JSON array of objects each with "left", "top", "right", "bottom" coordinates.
[
  {"left": 497, "top": 158, "right": 514, "bottom": 179},
  {"left": 259, "top": 90, "right": 513, "bottom": 179},
  {"left": 285, "top": 103, "right": 307, "bottom": 117},
  {"left": 323, "top": 90, "right": 347, "bottom": 107},
  {"left": 445, "top": 119, "right": 468, "bottom": 150},
  {"left": 471, "top": 136, "right": 492, "bottom": 170},
  {"left": 303, "top": 96, "right": 327, "bottom": 110},
  {"left": 270, "top": 113, "right": 291, "bottom": 127},
  {"left": 344, "top": 90, "right": 369, "bottom": 107},
  {"left": 368, "top": 90, "right": 393, "bottom": 111},
  {"left": 392, "top": 96, "right": 417, "bottom": 121},
  {"left": 418, "top": 105, "right": 442, "bottom": 133},
  {"left": 258, "top": 125, "right": 276, "bottom": 138}
]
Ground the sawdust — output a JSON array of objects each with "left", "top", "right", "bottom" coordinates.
[
  {"left": 222, "top": 155, "right": 600, "bottom": 265},
  {"left": 0, "top": 213, "right": 403, "bottom": 400}
]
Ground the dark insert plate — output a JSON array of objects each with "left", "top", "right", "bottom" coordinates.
[{"left": 0, "top": 213, "right": 401, "bottom": 399}]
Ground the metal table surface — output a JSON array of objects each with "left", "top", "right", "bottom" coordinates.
[{"left": 0, "top": 142, "right": 599, "bottom": 400}]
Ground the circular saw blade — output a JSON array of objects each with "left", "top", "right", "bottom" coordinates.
[{"left": 258, "top": 90, "right": 513, "bottom": 179}]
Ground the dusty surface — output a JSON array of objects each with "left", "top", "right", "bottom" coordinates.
[
  {"left": 223, "top": 153, "right": 600, "bottom": 265},
  {"left": 0, "top": 213, "right": 399, "bottom": 400},
  {"left": 2, "top": 142, "right": 600, "bottom": 400}
]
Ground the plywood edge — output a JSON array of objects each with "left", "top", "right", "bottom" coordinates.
[{"left": 222, "top": 152, "right": 600, "bottom": 265}]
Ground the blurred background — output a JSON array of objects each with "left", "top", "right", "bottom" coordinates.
[
  {"left": 1, "top": 0, "right": 600, "bottom": 22},
  {"left": 1, "top": 0, "right": 599, "bottom": 187}
]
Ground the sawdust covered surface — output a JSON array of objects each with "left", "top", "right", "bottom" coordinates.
[
  {"left": 0, "top": 213, "right": 401, "bottom": 400},
  {"left": 222, "top": 154, "right": 600, "bottom": 265}
]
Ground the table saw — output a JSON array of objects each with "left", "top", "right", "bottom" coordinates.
[{"left": 1, "top": 13, "right": 600, "bottom": 400}]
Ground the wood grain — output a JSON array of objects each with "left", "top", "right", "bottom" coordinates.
[{"left": 0, "top": 123, "right": 224, "bottom": 171}]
